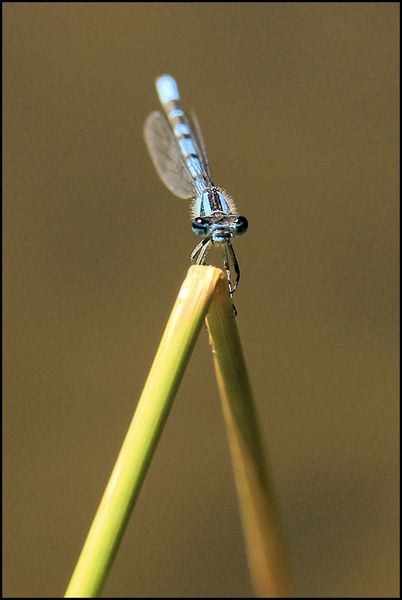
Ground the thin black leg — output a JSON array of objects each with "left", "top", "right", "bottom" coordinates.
[
  {"left": 227, "top": 241, "right": 240, "bottom": 293},
  {"left": 191, "top": 237, "right": 211, "bottom": 265}
]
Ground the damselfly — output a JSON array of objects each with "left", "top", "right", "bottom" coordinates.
[{"left": 143, "top": 74, "right": 248, "bottom": 297}]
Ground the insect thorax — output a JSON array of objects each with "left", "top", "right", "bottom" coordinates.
[{"left": 192, "top": 187, "right": 237, "bottom": 218}]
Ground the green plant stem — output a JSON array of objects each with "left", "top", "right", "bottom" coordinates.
[
  {"left": 205, "top": 277, "right": 292, "bottom": 598},
  {"left": 65, "top": 266, "right": 223, "bottom": 598}
]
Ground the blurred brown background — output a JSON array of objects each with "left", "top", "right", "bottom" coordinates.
[{"left": 3, "top": 2, "right": 399, "bottom": 598}]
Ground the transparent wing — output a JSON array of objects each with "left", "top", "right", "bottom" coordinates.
[
  {"left": 143, "top": 111, "right": 194, "bottom": 200},
  {"left": 190, "top": 109, "right": 214, "bottom": 183}
]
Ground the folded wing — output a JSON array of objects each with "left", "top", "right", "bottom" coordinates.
[{"left": 143, "top": 111, "right": 194, "bottom": 200}]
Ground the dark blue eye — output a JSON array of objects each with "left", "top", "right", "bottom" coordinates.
[
  {"left": 192, "top": 217, "right": 210, "bottom": 237},
  {"left": 232, "top": 216, "right": 248, "bottom": 235}
]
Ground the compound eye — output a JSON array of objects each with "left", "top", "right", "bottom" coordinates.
[
  {"left": 191, "top": 217, "right": 210, "bottom": 237},
  {"left": 232, "top": 216, "right": 248, "bottom": 235}
]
